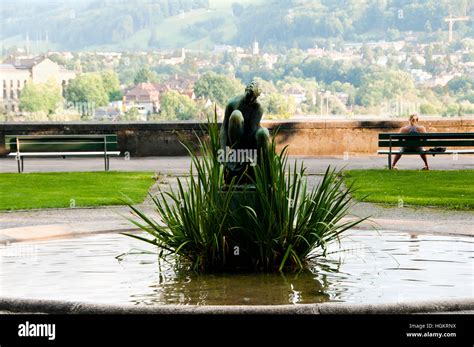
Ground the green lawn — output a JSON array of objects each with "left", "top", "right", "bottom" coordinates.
[
  {"left": 0, "top": 171, "right": 155, "bottom": 211},
  {"left": 344, "top": 170, "right": 474, "bottom": 210}
]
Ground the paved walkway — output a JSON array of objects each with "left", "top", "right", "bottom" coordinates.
[
  {"left": 0, "top": 156, "right": 473, "bottom": 242},
  {"left": 1, "top": 155, "right": 473, "bottom": 174}
]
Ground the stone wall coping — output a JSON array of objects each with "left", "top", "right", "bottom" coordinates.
[
  {"left": 1, "top": 117, "right": 473, "bottom": 131},
  {"left": 0, "top": 296, "right": 473, "bottom": 314}
]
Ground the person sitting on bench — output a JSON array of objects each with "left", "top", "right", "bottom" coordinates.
[{"left": 392, "top": 114, "right": 429, "bottom": 170}]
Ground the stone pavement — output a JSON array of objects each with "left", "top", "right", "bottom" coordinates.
[
  {"left": 1, "top": 155, "right": 473, "bottom": 174},
  {"left": 0, "top": 156, "right": 473, "bottom": 243}
]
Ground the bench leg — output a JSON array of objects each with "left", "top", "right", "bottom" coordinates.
[
  {"left": 388, "top": 153, "right": 392, "bottom": 170},
  {"left": 104, "top": 156, "right": 110, "bottom": 171},
  {"left": 17, "top": 156, "right": 21, "bottom": 173}
]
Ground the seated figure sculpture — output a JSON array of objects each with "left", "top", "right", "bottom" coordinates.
[{"left": 220, "top": 80, "right": 270, "bottom": 184}]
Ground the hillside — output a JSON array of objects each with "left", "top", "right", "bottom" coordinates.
[
  {"left": 233, "top": 0, "right": 474, "bottom": 48},
  {"left": 0, "top": 0, "right": 211, "bottom": 52},
  {"left": 86, "top": 0, "right": 248, "bottom": 51},
  {"left": 1, "top": 0, "right": 473, "bottom": 52}
]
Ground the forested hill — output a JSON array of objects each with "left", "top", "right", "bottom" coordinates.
[
  {"left": 0, "top": 0, "right": 209, "bottom": 50},
  {"left": 233, "top": 0, "right": 474, "bottom": 48},
  {"left": 0, "top": 0, "right": 473, "bottom": 52}
]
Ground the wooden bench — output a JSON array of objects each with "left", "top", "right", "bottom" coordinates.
[
  {"left": 5, "top": 134, "right": 120, "bottom": 173},
  {"left": 378, "top": 132, "right": 474, "bottom": 169}
]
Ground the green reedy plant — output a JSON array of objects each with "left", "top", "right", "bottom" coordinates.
[
  {"left": 236, "top": 140, "right": 368, "bottom": 271},
  {"left": 125, "top": 111, "right": 237, "bottom": 272},
  {"left": 125, "top": 110, "right": 368, "bottom": 272}
]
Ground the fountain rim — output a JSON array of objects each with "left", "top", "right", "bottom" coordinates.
[{"left": 0, "top": 297, "right": 473, "bottom": 314}]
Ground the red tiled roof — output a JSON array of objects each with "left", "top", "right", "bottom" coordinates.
[{"left": 125, "top": 83, "right": 160, "bottom": 102}]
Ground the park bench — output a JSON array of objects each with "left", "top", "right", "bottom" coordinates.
[
  {"left": 5, "top": 134, "right": 120, "bottom": 173},
  {"left": 378, "top": 132, "right": 474, "bottom": 169}
]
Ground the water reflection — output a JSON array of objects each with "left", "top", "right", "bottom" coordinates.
[
  {"left": 131, "top": 270, "right": 331, "bottom": 305},
  {"left": 0, "top": 231, "right": 472, "bottom": 305}
]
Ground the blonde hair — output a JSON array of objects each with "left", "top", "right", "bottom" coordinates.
[{"left": 409, "top": 114, "right": 419, "bottom": 126}]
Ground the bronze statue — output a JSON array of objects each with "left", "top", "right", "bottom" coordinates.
[{"left": 220, "top": 80, "right": 270, "bottom": 184}]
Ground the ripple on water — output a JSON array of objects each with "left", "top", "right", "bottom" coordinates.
[{"left": 0, "top": 230, "right": 472, "bottom": 305}]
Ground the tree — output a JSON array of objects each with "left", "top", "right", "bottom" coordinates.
[
  {"left": 194, "top": 72, "right": 243, "bottom": 107},
  {"left": 322, "top": 15, "right": 344, "bottom": 37},
  {"left": 120, "top": 107, "right": 141, "bottom": 121},
  {"left": 361, "top": 45, "right": 374, "bottom": 63},
  {"left": 419, "top": 103, "right": 437, "bottom": 115},
  {"left": 261, "top": 93, "right": 295, "bottom": 118},
  {"left": 19, "top": 79, "right": 62, "bottom": 114},
  {"left": 254, "top": 77, "right": 277, "bottom": 95},
  {"left": 100, "top": 70, "right": 122, "bottom": 101},
  {"left": 134, "top": 66, "right": 158, "bottom": 84},
  {"left": 356, "top": 68, "right": 416, "bottom": 107},
  {"left": 387, "top": 28, "right": 400, "bottom": 41},
  {"left": 111, "top": 15, "right": 134, "bottom": 42},
  {"left": 159, "top": 91, "right": 197, "bottom": 120},
  {"left": 447, "top": 76, "right": 474, "bottom": 95},
  {"left": 65, "top": 73, "right": 108, "bottom": 108}
]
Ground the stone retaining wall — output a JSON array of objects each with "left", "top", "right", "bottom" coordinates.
[{"left": 1, "top": 118, "right": 473, "bottom": 157}]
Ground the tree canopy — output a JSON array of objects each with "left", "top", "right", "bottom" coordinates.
[
  {"left": 65, "top": 73, "right": 109, "bottom": 108},
  {"left": 159, "top": 91, "right": 197, "bottom": 120},
  {"left": 19, "top": 79, "right": 62, "bottom": 114},
  {"left": 194, "top": 72, "right": 243, "bottom": 107},
  {"left": 356, "top": 68, "right": 416, "bottom": 107}
]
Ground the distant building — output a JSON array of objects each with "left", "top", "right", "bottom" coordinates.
[
  {"left": 307, "top": 47, "right": 325, "bottom": 57},
  {"left": 213, "top": 45, "right": 234, "bottom": 54},
  {"left": 155, "top": 74, "right": 198, "bottom": 94},
  {"left": 159, "top": 49, "right": 186, "bottom": 65},
  {"left": 0, "top": 56, "right": 76, "bottom": 113},
  {"left": 411, "top": 54, "right": 426, "bottom": 66},
  {"left": 424, "top": 73, "right": 460, "bottom": 87},
  {"left": 149, "top": 75, "right": 198, "bottom": 104},
  {"left": 123, "top": 76, "right": 199, "bottom": 119},
  {"left": 335, "top": 92, "right": 349, "bottom": 105},
  {"left": 0, "top": 64, "right": 29, "bottom": 113},
  {"left": 124, "top": 82, "right": 160, "bottom": 116},
  {"left": 286, "top": 87, "right": 307, "bottom": 105},
  {"left": 94, "top": 106, "right": 121, "bottom": 121},
  {"left": 344, "top": 41, "right": 405, "bottom": 51},
  {"left": 262, "top": 53, "right": 278, "bottom": 69},
  {"left": 252, "top": 40, "right": 259, "bottom": 55},
  {"left": 411, "top": 69, "right": 432, "bottom": 84}
]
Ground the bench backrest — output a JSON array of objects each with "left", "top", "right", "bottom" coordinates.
[
  {"left": 378, "top": 133, "right": 474, "bottom": 148},
  {"left": 5, "top": 135, "right": 118, "bottom": 153}
]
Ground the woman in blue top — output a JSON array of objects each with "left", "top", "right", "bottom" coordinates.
[{"left": 392, "top": 114, "right": 429, "bottom": 170}]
